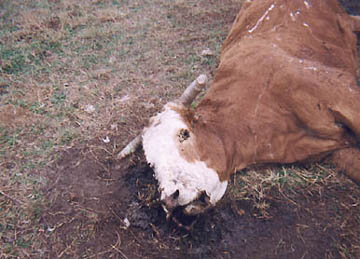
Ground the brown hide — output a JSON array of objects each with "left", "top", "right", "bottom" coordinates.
[
  {"left": 186, "top": 0, "right": 360, "bottom": 182},
  {"left": 351, "top": 15, "right": 360, "bottom": 32}
]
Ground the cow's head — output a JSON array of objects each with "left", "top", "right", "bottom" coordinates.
[{"left": 142, "top": 102, "right": 228, "bottom": 217}]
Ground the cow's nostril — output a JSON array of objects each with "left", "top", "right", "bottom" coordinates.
[
  {"left": 198, "top": 191, "right": 209, "bottom": 203},
  {"left": 162, "top": 190, "right": 180, "bottom": 210},
  {"left": 172, "top": 189, "right": 180, "bottom": 199},
  {"left": 178, "top": 129, "right": 190, "bottom": 142}
]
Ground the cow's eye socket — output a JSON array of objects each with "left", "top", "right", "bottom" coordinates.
[{"left": 178, "top": 129, "right": 190, "bottom": 142}]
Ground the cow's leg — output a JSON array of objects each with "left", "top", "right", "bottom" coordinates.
[
  {"left": 332, "top": 148, "right": 360, "bottom": 183},
  {"left": 323, "top": 82, "right": 360, "bottom": 184},
  {"left": 329, "top": 100, "right": 360, "bottom": 138},
  {"left": 350, "top": 15, "right": 360, "bottom": 32}
]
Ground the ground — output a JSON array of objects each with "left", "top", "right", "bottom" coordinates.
[{"left": 0, "top": 0, "right": 360, "bottom": 258}]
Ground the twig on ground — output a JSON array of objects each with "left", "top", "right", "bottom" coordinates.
[
  {"left": 111, "top": 232, "right": 129, "bottom": 259},
  {"left": 0, "top": 190, "right": 23, "bottom": 205},
  {"left": 58, "top": 239, "right": 75, "bottom": 258}
]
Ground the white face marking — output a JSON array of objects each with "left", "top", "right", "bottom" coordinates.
[{"left": 142, "top": 102, "right": 228, "bottom": 211}]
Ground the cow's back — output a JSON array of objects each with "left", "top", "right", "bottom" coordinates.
[
  {"left": 190, "top": 0, "right": 360, "bottom": 180},
  {"left": 223, "top": 0, "right": 357, "bottom": 73}
]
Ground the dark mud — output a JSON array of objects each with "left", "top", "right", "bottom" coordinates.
[
  {"left": 123, "top": 164, "right": 360, "bottom": 259},
  {"left": 40, "top": 139, "right": 360, "bottom": 258}
]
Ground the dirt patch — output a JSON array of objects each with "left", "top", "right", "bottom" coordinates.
[{"left": 40, "top": 138, "right": 360, "bottom": 258}]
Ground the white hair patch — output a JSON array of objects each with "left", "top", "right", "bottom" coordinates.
[{"left": 142, "top": 102, "right": 228, "bottom": 207}]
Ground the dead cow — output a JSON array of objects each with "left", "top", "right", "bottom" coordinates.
[{"left": 126, "top": 0, "right": 360, "bottom": 217}]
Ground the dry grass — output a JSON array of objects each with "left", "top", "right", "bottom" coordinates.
[{"left": 228, "top": 164, "right": 350, "bottom": 217}]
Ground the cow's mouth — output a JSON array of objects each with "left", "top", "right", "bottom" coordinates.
[
  {"left": 163, "top": 205, "right": 199, "bottom": 230},
  {"left": 162, "top": 191, "right": 212, "bottom": 230}
]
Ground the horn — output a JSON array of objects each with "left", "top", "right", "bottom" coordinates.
[
  {"left": 117, "top": 135, "right": 142, "bottom": 160},
  {"left": 117, "top": 74, "right": 208, "bottom": 159},
  {"left": 178, "top": 74, "right": 208, "bottom": 107}
]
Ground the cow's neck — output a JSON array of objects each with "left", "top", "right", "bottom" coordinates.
[{"left": 185, "top": 103, "right": 254, "bottom": 182}]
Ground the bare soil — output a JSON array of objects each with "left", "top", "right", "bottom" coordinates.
[
  {"left": 35, "top": 1, "right": 360, "bottom": 258},
  {"left": 41, "top": 137, "right": 360, "bottom": 259}
]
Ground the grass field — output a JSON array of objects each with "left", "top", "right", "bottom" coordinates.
[{"left": 1, "top": 0, "right": 359, "bottom": 258}]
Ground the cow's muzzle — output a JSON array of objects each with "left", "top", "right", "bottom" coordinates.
[{"left": 161, "top": 190, "right": 212, "bottom": 230}]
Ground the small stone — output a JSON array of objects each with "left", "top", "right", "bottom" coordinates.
[
  {"left": 124, "top": 217, "right": 131, "bottom": 229},
  {"left": 120, "top": 94, "right": 130, "bottom": 103},
  {"left": 103, "top": 136, "right": 110, "bottom": 143},
  {"left": 201, "top": 48, "right": 213, "bottom": 56},
  {"left": 85, "top": 104, "right": 95, "bottom": 114},
  {"left": 47, "top": 226, "right": 56, "bottom": 232}
]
